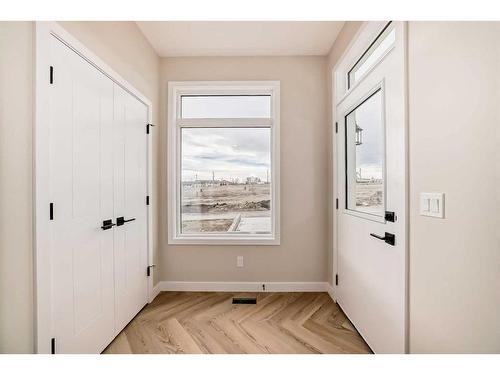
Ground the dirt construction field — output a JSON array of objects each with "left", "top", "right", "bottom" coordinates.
[
  {"left": 354, "top": 181, "right": 383, "bottom": 215},
  {"left": 181, "top": 183, "right": 271, "bottom": 233}
]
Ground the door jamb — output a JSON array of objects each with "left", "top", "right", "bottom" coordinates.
[{"left": 34, "top": 21, "right": 155, "bottom": 353}]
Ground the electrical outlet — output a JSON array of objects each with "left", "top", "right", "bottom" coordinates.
[{"left": 236, "top": 256, "right": 244, "bottom": 268}]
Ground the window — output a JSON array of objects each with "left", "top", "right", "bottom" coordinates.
[
  {"left": 347, "top": 22, "right": 395, "bottom": 89},
  {"left": 345, "top": 87, "right": 385, "bottom": 217},
  {"left": 181, "top": 95, "right": 271, "bottom": 118},
  {"left": 168, "top": 82, "right": 280, "bottom": 245}
]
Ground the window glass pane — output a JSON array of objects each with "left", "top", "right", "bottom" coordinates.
[
  {"left": 181, "top": 127, "right": 271, "bottom": 234},
  {"left": 345, "top": 89, "right": 384, "bottom": 216},
  {"left": 348, "top": 22, "right": 395, "bottom": 88},
  {"left": 181, "top": 95, "right": 271, "bottom": 118}
]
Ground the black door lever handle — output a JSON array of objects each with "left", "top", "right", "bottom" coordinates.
[
  {"left": 101, "top": 219, "right": 116, "bottom": 230},
  {"left": 370, "top": 232, "right": 396, "bottom": 246},
  {"left": 116, "top": 217, "right": 136, "bottom": 226}
]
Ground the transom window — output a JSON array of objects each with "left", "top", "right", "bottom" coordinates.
[
  {"left": 168, "top": 82, "right": 280, "bottom": 245},
  {"left": 347, "top": 22, "right": 395, "bottom": 89},
  {"left": 181, "top": 95, "right": 271, "bottom": 118}
]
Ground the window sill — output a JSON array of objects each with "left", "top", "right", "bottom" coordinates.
[{"left": 168, "top": 235, "right": 280, "bottom": 246}]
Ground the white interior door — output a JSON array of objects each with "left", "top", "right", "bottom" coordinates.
[
  {"left": 113, "top": 85, "right": 149, "bottom": 333},
  {"left": 336, "top": 22, "right": 407, "bottom": 353},
  {"left": 49, "top": 36, "right": 115, "bottom": 353},
  {"left": 49, "top": 35, "right": 149, "bottom": 353}
]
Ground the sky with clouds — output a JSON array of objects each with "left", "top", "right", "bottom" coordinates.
[
  {"left": 182, "top": 95, "right": 271, "bottom": 119},
  {"left": 181, "top": 95, "right": 272, "bottom": 182},
  {"left": 182, "top": 127, "right": 271, "bottom": 182},
  {"left": 349, "top": 89, "right": 384, "bottom": 180}
]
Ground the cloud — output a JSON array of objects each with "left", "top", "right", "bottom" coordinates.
[
  {"left": 181, "top": 128, "right": 271, "bottom": 181},
  {"left": 347, "top": 89, "right": 384, "bottom": 179}
]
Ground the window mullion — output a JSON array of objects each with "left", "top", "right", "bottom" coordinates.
[{"left": 177, "top": 118, "right": 273, "bottom": 128}]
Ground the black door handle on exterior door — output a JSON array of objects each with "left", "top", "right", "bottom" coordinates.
[
  {"left": 370, "top": 232, "right": 396, "bottom": 246},
  {"left": 116, "top": 217, "right": 136, "bottom": 226},
  {"left": 101, "top": 219, "right": 116, "bottom": 230}
]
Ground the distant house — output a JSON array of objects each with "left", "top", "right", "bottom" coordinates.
[
  {"left": 183, "top": 179, "right": 233, "bottom": 188},
  {"left": 246, "top": 176, "right": 261, "bottom": 184}
]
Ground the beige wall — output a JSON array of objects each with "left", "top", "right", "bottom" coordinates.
[
  {"left": 0, "top": 21, "right": 160, "bottom": 353},
  {"left": 325, "top": 22, "right": 363, "bottom": 287},
  {"left": 158, "top": 56, "right": 329, "bottom": 282},
  {"left": 0, "top": 21, "right": 34, "bottom": 354},
  {"left": 407, "top": 21, "right": 500, "bottom": 353}
]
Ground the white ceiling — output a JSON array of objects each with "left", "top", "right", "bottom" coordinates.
[{"left": 136, "top": 21, "right": 344, "bottom": 57}]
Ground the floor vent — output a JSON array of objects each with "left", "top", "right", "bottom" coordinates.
[{"left": 232, "top": 297, "right": 257, "bottom": 305}]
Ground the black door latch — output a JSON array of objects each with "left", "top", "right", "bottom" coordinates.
[
  {"left": 116, "top": 217, "right": 136, "bottom": 226},
  {"left": 101, "top": 219, "right": 116, "bottom": 230},
  {"left": 370, "top": 232, "right": 396, "bottom": 246}
]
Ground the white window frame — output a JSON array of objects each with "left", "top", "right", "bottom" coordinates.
[
  {"left": 334, "top": 21, "right": 396, "bottom": 105},
  {"left": 167, "top": 81, "right": 280, "bottom": 245}
]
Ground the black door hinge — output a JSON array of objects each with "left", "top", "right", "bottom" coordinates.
[
  {"left": 49, "top": 66, "right": 54, "bottom": 84},
  {"left": 336, "top": 198, "right": 339, "bottom": 210},
  {"left": 146, "top": 195, "right": 150, "bottom": 206},
  {"left": 335, "top": 274, "right": 339, "bottom": 286},
  {"left": 335, "top": 122, "right": 338, "bottom": 133},
  {"left": 49, "top": 203, "right": 54, "bottom": 220},
  {"left": 146, "top": 123, "right": 156, "bottom": 134},
  {"left": 51, "top": 338, "right": 56, "bottom": 354},
  {"left": 146, "top": 265, "right": 155, "bottom": 277}
]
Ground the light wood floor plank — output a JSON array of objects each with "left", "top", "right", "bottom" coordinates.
[{"left": 103, "top": 291, "right": 372, "bottom": 354}]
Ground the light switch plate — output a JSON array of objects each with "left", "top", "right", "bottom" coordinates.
[
  {"left": 420, "top": 192, "right": 445, "bottom": 218},
  {"left": 236, "top": 256, "right": 244, "bottom": 268}
]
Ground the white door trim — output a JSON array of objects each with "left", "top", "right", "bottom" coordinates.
[
  {"left": 331, "top": 21, "right": 409, "bottom": 353},
  {"left": 34, "top": 21, "right": 154, "bottom": 353}
]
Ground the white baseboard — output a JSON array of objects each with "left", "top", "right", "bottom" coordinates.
[
  {"left": 325, "top": 283, "right": 336, "bottom": 302},
  {"left": 155, "top": 281, "right": 331, "bottom": 293},
  {"left": 150, "top": 283, "right": 162, "bottom": 302}
]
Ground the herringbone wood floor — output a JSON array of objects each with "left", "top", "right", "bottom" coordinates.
[{"left": 103, "top": 291, "right": 372, "bottom": 354}]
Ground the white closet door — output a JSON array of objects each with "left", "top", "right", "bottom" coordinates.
[
  {"left": 49, "top": 36, "right": 115, "bottom": 353},
  {"left": 113, "top": 85, "right": 149, "bottom": 333}
]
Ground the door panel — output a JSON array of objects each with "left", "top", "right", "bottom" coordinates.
[
  {"left": 50, "top": 36, "right": 115, "bottom": 353},
  {"left": 113, "top": 85, "right": 149, "bottom": 333},
  {"left": 49, "top": 36, "right": 149, "bottom": 353},
  {"left": 336, "top": 22, "right": 407, "bottom": 353}
]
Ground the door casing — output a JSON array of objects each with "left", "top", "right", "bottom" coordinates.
[
  {"left": 34, "top": 21, "right": 155, "bottom": 354},
  {"left": 331, "top": 21, "right": 409, "bottom": 353}
]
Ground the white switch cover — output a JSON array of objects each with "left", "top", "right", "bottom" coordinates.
[
  {"left": 420, "top": 193, "right": 445, "bottom": 218},
  {"left": 236, "top": 256, "right": 244, "bottom": 268}
]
